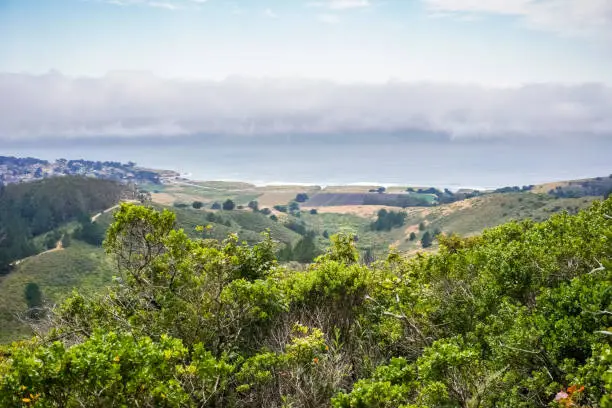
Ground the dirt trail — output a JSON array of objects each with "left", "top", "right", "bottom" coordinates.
[{"left": 11, "top": 201, "right": 135, "bottom": 267}]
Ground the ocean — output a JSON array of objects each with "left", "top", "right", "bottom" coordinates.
[{"left": 2, "top": 136, "right": 611, "bottom": 189}]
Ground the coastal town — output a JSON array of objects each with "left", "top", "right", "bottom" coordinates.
[{"left": 0, "top": 156, "right": 173, "bottom": 186}]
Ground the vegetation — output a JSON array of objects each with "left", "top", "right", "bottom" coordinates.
[
  {"left": 0, "top": 198, "right": 610, "bottom": 407},
  {"left": 295, "top": 193, "right": 309, "bottom": 203},
  {"left": 420, "top": 230, "right": 433, "bottom": 248},
  {"left": 222, "top": 199, "right": 236, "bottom": 211},
  {"left": 0, "top": 177, "right": 128, "bottom": 274},
  {"left": 371, "top": 209, "right": 406, "bottom": 231},
  {"left": 191, "top": 201, "right": 204, "bottom": 209}
]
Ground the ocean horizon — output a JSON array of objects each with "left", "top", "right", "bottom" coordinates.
[{"left": 2, "top": 136, "right": 611, "bottom": 189}]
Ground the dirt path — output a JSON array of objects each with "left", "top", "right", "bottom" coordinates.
[
  {"left": 12, "top": 238, "right": 63, "bottom": 266},
  {"left": 11, "top": 201, "right": 135, "bottom": 267}
]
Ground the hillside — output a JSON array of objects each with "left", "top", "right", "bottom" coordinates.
[
  {"left": 0, "top": 176, "right": 131, "bottom": 274},
  {"left": 0, "top": 198, "right": 609, "bottom": 407}
]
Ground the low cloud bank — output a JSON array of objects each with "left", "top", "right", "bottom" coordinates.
[{"left": 1, "top": 71, "right": 611, "bottom": 141}]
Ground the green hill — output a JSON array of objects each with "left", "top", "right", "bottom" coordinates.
[
  {"left": 1, "top": 198, "right": 609, "bottom": 407},
  {"left": 0, "top": 186, "right": 605, "bottom": 342},
  {"left": 0, "top": 176, "right": 130, "bottom": 274},
  {"left": 0, "top": 241, "right": 114, "bottom": 342}
]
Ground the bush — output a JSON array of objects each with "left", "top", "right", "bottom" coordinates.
[
  {"left": 295, "top": 193, "right": 309, "bottom": 203},
  {"left": 192, "top": 201, "right": 204, "bottom": 209},
  {"left": 211, "top": 202, "right": 222, "bottom": 210},
  {"left": 420, "top": 231, "right": 433, "bottom": 248},
  {"left": 248, "top": 201, "right": 259, "bottom": 211},
  {"left": 309, "top": 209, "right": 318, "bottom": 215},
  {"left": 222, "top": 199, "right": 236, "bottom": 211}
]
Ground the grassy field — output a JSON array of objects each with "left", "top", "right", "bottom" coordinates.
[{"left": 0, "top": 241, "right": 114, "bottom": 343}]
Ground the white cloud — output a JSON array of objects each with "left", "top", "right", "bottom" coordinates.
[
  {"left": 423, "top": 0, "right": 612, "bottom": 37},
  {"left": 1, "top": 72, "right": 611, "bottom": 141},
  {"left": 308, "top": 0, "right": 371, "bottom": 10},
  {"left": 317, "top": 13, "right": 341, "bottom": 24}
]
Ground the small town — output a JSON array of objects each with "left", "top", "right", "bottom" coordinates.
[{"left": 0, "top": 156, "right": 164, "bottom": 186}]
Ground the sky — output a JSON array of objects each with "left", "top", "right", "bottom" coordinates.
[{"left": 1, "top": 0, "right": 612, "bottom": 141}]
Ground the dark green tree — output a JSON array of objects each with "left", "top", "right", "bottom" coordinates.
[
  {"left": 295, "top": 193, "right": 309, "bottom": 203},
  {"left": 192, "top": 201, "right": 204, "bottom": 209},
  {"left": 24, "top": 282, "right": 44, "bottom": 319},
  {"left": 421, "top": 231, "right": 433, "bottom": 248},
  {"left": 222, "top": 199, "right": 235, "bottom": 211},
  {"left": 247, "top": 201, "right": 259, "bottom": 211}
]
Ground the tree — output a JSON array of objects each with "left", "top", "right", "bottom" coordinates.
[
  {"left": 248, "top": 200, "right": 259, "bottom": 211},
  {"left": 222, "top": 199, "right": 235, "bottom": 211},
  {"left": 295, "top": 193, "right": 309, "bottom": 203},
  {"left": 309, "top": 209, "right": 318, "bottom": 215},
  {"left": 274, "top": 205, "right": 288, "bottom": 213},
  {"left": 24, "top": 282, "right": 43, "bottom": 319},
  {"left": 288, "top": 201, "right": 300, "bottom": 213},
  {"left": 260, "top": 208, "right": 271, "bottom": 215},
  {"left": 211, "top": 202, "right": 222, "bottom": 210},
  {"left": 322, "top": 230, "right": 329, "bottom": 239},
  {"left": 421, "top": 231, "right": 433, "bottom": 248},
  {"left": 418, "top": 221, "right": 426, "bottom": 231},
  {"left": 409, "top": 232, "right": 417, "bottom": 241},
  {"left": 270, "top": 214, "right": 278, "bottom": 221},
  {"left": 192, "top": 201, "right": 204, "bottom": 209}
]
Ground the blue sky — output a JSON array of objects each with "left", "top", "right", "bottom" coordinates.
[{"left": 2, "top": 0, "right": 612, "bottom": 84}]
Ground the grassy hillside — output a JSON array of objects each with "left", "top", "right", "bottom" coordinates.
[
  {"left": 299, "top": 193, "right": 602, "bottom": 257},
  {"left": 0, "top": 176, "right": 130, "bottom": 273},
  {"left": 0, "top": 241, "right": 114, "bottom": 343},
  {"left": 0, "top": 189, "right": 603, "bottom": 342}
]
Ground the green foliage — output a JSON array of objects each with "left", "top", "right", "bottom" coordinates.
[
  {"left": 222, "top": 199, "right": 236, "bottom": 211},
  {"left": 192, "top": 201, "right": 204, "bottom": 209},
  {"left": 420, "top": 230, "right": 433, "bottom": 248},
  {"left": 0, "top": 176, "right": 127, "bottom": 273},
  {"left": 23, "top": 282, "right": 44, "bottom": 320},
  {"left": 73, "top": 220, "right": 106, "bottom": 246},
  {"left": 371, "top": 209, "right": 406, "bottom": 231},
  {"left": 295, "top": 193, "right": 309, "bottom": 203},
  {"left": 247, "top": 200, "right": 259, "bottom": 211},
  {"left": 1, "top": 198, "right": 610, "bottom": 407}
]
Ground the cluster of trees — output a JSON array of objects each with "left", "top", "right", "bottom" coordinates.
[
  {"left": 370, "top": 209, "right": 406, "bottom": 231},
  {"left": 495, "top": 185, "right": 535, "bottom": 194},
  {"left": 549, "top": 177, "right": 612, "bottom": 199},
  {"left": 0, "top": 177, "right": 127, "bottom": 274},
  {"left": 1, "top": 199, "right": 611, "bottom": 407}
]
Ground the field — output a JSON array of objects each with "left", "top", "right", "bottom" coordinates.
[
  {"left": 306, "top": 192, "right": 436, "bottom": 207},
  {"left": 143, "top": 180, "right": 320, "bottom": 209}
]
